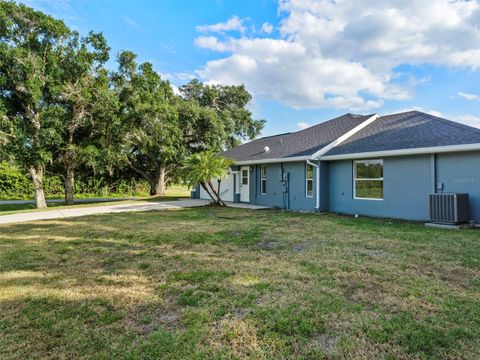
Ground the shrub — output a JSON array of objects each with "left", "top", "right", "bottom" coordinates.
[
  {"left": 0, "top": 162, "right": 32, "bottom": 199},
  {"left": 0, "top": 162, "right": 151, "bottom": 200}
]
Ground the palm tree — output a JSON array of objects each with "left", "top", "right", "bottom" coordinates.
[{"left": 183, "top": 151, "right": 234, "bottom": 206}]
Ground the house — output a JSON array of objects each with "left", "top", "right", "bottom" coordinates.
[{"left": 193, "top": 110, "right": 480, "bottom": 223}]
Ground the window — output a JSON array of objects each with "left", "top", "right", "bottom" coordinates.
[
  {"left": 242, "top": 169, "right": 249, "bottom": 185},
  {"left": 306, "top": 164, "right": 314, "bottom": 197},
  {"left": 354, "top": 159, "right": 383, "bottom": 200},
  {"left": 261, "top": 165, "right": 267, "bottom": 194}
]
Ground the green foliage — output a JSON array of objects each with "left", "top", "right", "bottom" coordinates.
[
  {"left": 0, "top": 162, "right": 31, "bottom": 199},
  {"left": 0, "top": 101, "right": 10, "bottom": 148},
  {"left": 0, "top": 1, "right": 71, "bottom": 167},
  {"left": 57, "top": 30, "right": 113, "bottom": 171},
  {"left": 109, "top": 51, "right": 182, "bottom": 195},
  {"left": 179, "top": 79, "right": 265, "bottom": 151},
  {"left": 0, "top": 161, "right": 150, "bottom": 200},
  {"left": 182, "top": 151, "right": 234, "bottom": 188},
  {"left": 0, "top": 162, "right": 64, "bottom": 200},
  {"left": 0, "top": 2, "right": 264, "bottom": 205},
  {"left": 182, "top": 151, "right": 234, "bottom": 205}
]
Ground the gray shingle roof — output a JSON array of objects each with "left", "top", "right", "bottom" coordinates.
[
  {"left": 324, "top": 111, "right": 480, "bottom": 156},
  {"left": 222, "top": 113, "right": 372, "bottom": 162},
  {"left": 222, "top": 110, "right": 480, "bottom": 163}
]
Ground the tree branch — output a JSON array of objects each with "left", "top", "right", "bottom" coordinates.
[{"left": 126, "top": 159, "right": 152, "bottom": 183}]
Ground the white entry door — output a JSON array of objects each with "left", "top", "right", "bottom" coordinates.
[{"left": 240, "top": 166, "right": 250, "bottom": 202}]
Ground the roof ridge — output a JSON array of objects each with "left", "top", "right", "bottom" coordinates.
[
  {"left": 382, "top": 110, "right": 418, "bottom": 117},
  {"left": 322, "top": 110, "right": 480, "bottom": 159},
  {"left": 294, "top": 113, "right": 369, "bottom": 135},
  {"left": 257, "top": 132, "right": 291, "bottom": 140},
  {"left": 381, "top": 110, "right": 480, "bottom": 132},
  {"left": 310, "top": 113, "right": 380, "bottom": 159},
  {"left": 221, "top": 112, "right": 378, "bottom": 163},
  {"left": 415, "top": 111, "right": 480, "bottom": 132}
]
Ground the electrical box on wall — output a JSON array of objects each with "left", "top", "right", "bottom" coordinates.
[{"left": 436, "top": 182, "right": 444, "bottom": 191}]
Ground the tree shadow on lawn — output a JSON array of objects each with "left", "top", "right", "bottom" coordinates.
[
  {"left": 1, "top": 208, "right": 480, "bottom": 358},
  {"left": 0, "top": 210, "right": 306, "bottom": 358}
]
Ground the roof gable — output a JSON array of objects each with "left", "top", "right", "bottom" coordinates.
[
  {"left": 222, "top": 113, "right": 372, "bottom": 162},
  {"left": 324, "top": 111, "right": 480, "bottom": 157},
  {"left": 222, "top": 110, "right": 480, "bottom": 164}
]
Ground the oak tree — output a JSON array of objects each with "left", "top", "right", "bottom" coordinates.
[{"left": 0, "top": 2, "right": 70, "bottom": 208}]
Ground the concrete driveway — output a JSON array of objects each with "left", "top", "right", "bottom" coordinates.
[
  {"left": 0, "top": 199, "right": 210, "bottom": 225},
  {"left": 0, "top": 199, "right": 268, "bottom": 225}
]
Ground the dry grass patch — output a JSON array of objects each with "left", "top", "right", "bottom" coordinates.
[{"left": 0, "top": 208, "right": 479, "bottom": 359}]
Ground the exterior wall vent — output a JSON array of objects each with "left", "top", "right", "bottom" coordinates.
[{"left": 429, "top": 193, "right": 469, "bottom": 224}]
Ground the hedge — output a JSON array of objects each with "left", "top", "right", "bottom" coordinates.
[{"left": 0, "top": 162, "right": 149, "bottom": 200}]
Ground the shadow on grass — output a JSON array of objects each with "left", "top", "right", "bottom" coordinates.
[{"left": 1, "top": 208, "right": 480, "bottom": 358}]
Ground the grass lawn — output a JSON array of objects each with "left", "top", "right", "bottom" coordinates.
[
  {"left": 1, "top": 207, "right": 479, "bottom": 359},
  {"left": 0, "top": 186, "right": 190, "bottom": 215}
]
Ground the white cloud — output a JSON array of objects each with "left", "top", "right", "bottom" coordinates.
[
  {"left": 123, "top": 16, "right": 141, "bottom": 29},
  {"left": 458, "top": 91, "right": 480, "bottom": 101},
  {"left": 195, "top": 0, "right": 480, "bottom": 110},
  {"left": 194, "top": 36, "right": 230, "bottom": 52},
  {"left": 454, "top": 115, "right": 480, "bottom": 128},
  {"left": 427, "top": 110, "right": 444, "bottom": 118},
  {"left": 297, "top": 122, "right": 311, "bottom": 129},
  {"left": 196, "top": 16, "right": 246, "bottom": 34},
  {"left": 159, "top": 72, "right": 195, "bottom": 84},
  {"left": 262, "top": 22, "right": 273, "bottom": 34},
  {"left": 171, "top": 84, "right": 181, "bottom": 96},
  {"left": 392, "top": 107, "right": 443, "bottom": 118},
  {"left": 197, "top": 37, "right": 406, "bottom": 110}
]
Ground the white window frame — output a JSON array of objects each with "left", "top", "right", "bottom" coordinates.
[
  {"left": 260, "top": 165, "right": 267, "bottom": 195},
  {"left": 353, "top": 159, "right": 384, "bottom": 201},
  {"left": 306, "top": 163, "right": 314, "bottom": 198},
  {"left": 241, "top": 169, "right": 249, "bottom": 186}
]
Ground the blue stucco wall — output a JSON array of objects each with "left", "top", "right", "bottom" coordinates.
[
  {"left": 250, "top": 163, "right": 284, "bottom": 208},
  {"left": 319, "top": 161, "right": 330, "bottom": 211},
  {"left": 241, "top": 151, "right": 480, "bottom": 222},
  {"left": 286, "top": 162, "right": 317, "bottom": 210},
  {"left": 249, "top": 161, "right": 317, "bottom": 211},
  {"left": 191, "top": 184, "right": 201, "bottom": 199},
  {"left": 436, "top": 151, "right": 480, "bottom": 222},
  {"left": 328, "top": 155, "right": 432, "bottom": 220}
]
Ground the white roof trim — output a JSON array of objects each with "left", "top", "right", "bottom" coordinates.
[
  {"left": 234, "top": 156, "right": 310, "bottom": 165},
  {"left": 320, "top": 143, "right": 480, "bottom": 160},
  {"left": 310, "top": 114, "right": 380, "bottom": 160}
]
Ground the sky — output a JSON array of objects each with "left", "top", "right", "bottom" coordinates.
[{"left": 22, "top": 0, "right": 480, "bottom": 136}]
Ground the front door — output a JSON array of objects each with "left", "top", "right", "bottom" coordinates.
[{"left": 240, "top": 166, "right": 250, "bottom": 202}]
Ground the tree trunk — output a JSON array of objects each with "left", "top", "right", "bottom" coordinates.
[
  {"left": 127, "top": 161, "right": 153, "bottom": 192},
  {"left": 151, "top": 164, "right": 166, "bottom": 196},
  {"left": 29, "top": 166, "right": 47, "bottom": 209},
  {"left": 65, "top": 164, "right": 75, "bottom": 205},
  {"left": 217, "top": 179, "right": 222, "bottom": 199},
  {"left": 208, "top": 180, "right": 226, "bottom": 206},
  {"left": 200, "top": 182, "right": 216, "bottom": 203}
]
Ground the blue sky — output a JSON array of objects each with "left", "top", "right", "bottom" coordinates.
[{"left": 24, "top": 0, "right": 480, "bottom": 136}]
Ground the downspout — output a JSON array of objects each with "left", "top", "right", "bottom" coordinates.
[
  {"left": 430, "top": 153, "right": 437, "bottom": 193},
  {"left": 307, "top": 159, "right": 320, "bottom": 211}
]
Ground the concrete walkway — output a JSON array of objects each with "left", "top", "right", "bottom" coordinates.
[{"left": 0, "top": 199, "right": 268, "bottom": 225}]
